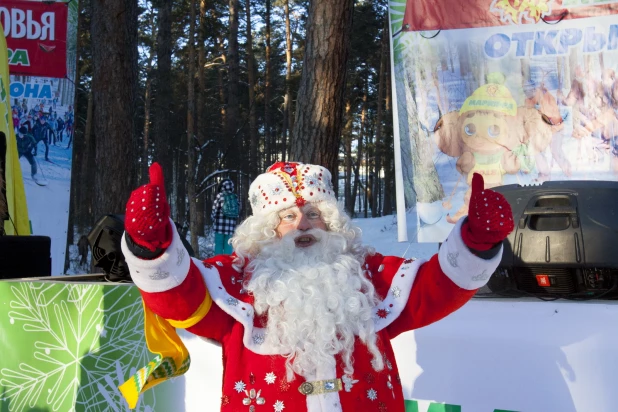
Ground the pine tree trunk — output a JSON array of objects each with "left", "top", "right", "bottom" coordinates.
[
  {"left": 382, "top": 55, "right": 394, "bottom": 216},
  {"left": 141, "top": 6, "right": 157, "bottom": 182},
  {"left": 153, "top": 0, "right": 173, "bottom": 195},
  {"left": 143, "top": 75, "right": 152, "bottom": 180},
  {"left": 245, "top": 0, "right": 258, "bottom": 177},
  {"left": 281, "top": 0, "right": 293, "bottom": 163},
  {"left": 187, "top": 0, "right": 199, "bottom": 252},
  {"left": 343, "top": 99, "right": 353, "bottom": 214},
  {"left": 195, "top": 0, "right": 208, "bottom": 236},
  {"left": 225, "top": 0, "right": 240, "bottom": 168},
  {"left": 290, "top": 0, "right": 354, "bottom": 193},
  {"left": 80, "top": 91, "right": 94, "bottom": 228},
  {"left": 264, "top": 0, "right": 272, "bottom": 168},
  {"left": 351, "top": 85, "right": 367, "bottom": 214},
  {"left": 91, "top": 0, "right": 138, "bottom": 220},
  {"left": 215, "top": 35, "right": 227, "bottom": 157},
  {"left": 372, "top": 17, "right": 388, "bottom": 218},
  {"left": 69, "top": 0, "right": 87, "bottom": 234},
  {"left": 175, "top": 147, "right": 187, "bottom": 223},
  {"left": 364, "top": 143, "right": 369, "bottom": 218}
]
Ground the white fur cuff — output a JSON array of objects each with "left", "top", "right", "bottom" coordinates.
[
  {"left": 438, "top": 219, "right": 503, "bottom": 290},
  {"left": 121, "top": 218, "right": 191, "bottom": 293}
]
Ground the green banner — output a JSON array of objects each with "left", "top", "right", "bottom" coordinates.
[{"left": 0, "top": 281, "right": 177, "bottom": 412}]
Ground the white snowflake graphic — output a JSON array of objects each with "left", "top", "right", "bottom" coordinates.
[
  {"left": 0, "top": 282, "right": 157, "bottom": 411},
  {"left": 274, "top": 400, "right": 285, "bottom": 412},
  {"left": 234, "top": 380, "right": 246, "bottom": 393},
  {"left": 391, "top": 286, "right": 401, "bottom": 298},
  {"left": 342, "top": 374, "right": 359, "bottom": 392},
  {"left": 176, "top": 248, "right": 186, "bottom": 266},
  {"left": 367, "top": 388, "right": 378, "bottom": 401},
  {"left": 265, "top": 372, "right": 276, "bottom": 384},
  {"left": 268, "top": 183, "right": 285, "bottom": 196},
  {"left": 252, "top": 334, "right": 265, "bottom": 345},
  {"left": 250, "top": 192, "right": 260, "bottom": 208},
  {"left": 304, "top": 174, "right": 319, "bottom": 187}
]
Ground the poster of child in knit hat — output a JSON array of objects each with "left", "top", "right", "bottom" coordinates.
[{"left": 389, "top": 0, "right": 618, "bottom": 242}]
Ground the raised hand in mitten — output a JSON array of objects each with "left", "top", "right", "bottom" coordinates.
[
  {"left": 461, "top": 173, "right": 514, "bottom": 251},
  {"left": 124, "top": 162, "right": 172, "bottom": 252}
]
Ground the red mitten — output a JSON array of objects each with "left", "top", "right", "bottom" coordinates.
[
  {"left": 124, "top": 162, "right": 172, "bottom": 252},
  {"left": 461, "top": 173, "right": 514, "bottom": 251}
]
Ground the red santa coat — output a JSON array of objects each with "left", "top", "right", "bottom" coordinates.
[{"left": 122, "top": 219, "right": 502, "bottom": 412}]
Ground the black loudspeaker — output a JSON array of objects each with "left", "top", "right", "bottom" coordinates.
[
  {"left": 0, "top": 236, "right": 52, "bottom": 279},
  {"left": 488, "top": 180, "right": 618, "bottom": 299},
  {"left": 87, "top": 214, "right": 195, "bottom": 282},
  {"left": 87, "top": 215, "right": 131, "bottom": 281}
]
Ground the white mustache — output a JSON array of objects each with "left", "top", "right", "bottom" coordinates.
[{"left": 281, "top": 228, "right": 325, "bottom": 242}]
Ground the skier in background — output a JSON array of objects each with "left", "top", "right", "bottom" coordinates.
[
  {"left": 32, "top": 114, "right": 53, "bottom": 161},
  {"left": 16, "top": 126, "right": 44, "bottom": 185}
]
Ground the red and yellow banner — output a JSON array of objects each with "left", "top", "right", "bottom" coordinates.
[
  {"left": 403, "top": 0, "right": 618, "bottom": 32},
  {"left": 1, "top": 1, "right": 68, "bottom": 78}
]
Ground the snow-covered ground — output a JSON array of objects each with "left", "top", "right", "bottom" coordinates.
[{"left": 353, "top": 211, "right": 438, "bottom": 260}]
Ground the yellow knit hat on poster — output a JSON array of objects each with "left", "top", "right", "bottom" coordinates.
[{"left": 460, "top": 72, "right": 517, "bottom": 116}]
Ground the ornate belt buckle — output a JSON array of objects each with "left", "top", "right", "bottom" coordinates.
[{"left": 298, "top": 382, "right": 314, "bottom": 395}]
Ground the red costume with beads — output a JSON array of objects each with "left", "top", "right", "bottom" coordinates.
[{"left": 121, "top": 163, "right": 513, "bottom": 412}]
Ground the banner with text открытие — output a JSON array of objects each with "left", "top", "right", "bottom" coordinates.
[{"left": 389, "top": 0, "right": 618, "bottom": 242}]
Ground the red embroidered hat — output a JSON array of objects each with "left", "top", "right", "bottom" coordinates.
[{"left": 248, "top": 162, "right": 336, "bottom": 216}]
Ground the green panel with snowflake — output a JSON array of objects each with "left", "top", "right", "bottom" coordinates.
[{"left": 0, "top": 281, "right": 178, "bottom": 412}]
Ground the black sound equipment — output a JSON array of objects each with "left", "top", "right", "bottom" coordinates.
[
  {"left": 487, "top": 180, "right": 618, "bottom": 299},
  {"left": 0, "top": 236, "right": 52, "bottom": 279},
  {"left": 87, "top": 214, "right": 196, "bottom": 282},
  {"left": 87, "top": 214, "right": 131, "bottom": 282}
]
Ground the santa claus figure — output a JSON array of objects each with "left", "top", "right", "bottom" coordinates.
[{"left": 119, "top": 161, "right": 513, "bottom": 412}]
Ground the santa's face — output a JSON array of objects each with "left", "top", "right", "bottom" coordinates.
[{"left": 275, "top": 204, "right": 328, "bottom": 247}]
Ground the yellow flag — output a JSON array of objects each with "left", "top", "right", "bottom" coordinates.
[{"left": 0, "top": 23, "right": 30, "bottom": 235}]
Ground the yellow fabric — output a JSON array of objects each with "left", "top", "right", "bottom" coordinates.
[
  {"left": 167, "top": 291, "right": 212, "bottom": 329},
  {"left": 460, "top": 72, "right": 517, "bottom": 117},
  {"left": 0, "top": 23, "right": 30, "bottom": 235},
  {"left": 468, "top": 159, "right": 505, "bottom": 186},
  {"left": 119, "top": 290, "right": 212, "bottom": 409}
]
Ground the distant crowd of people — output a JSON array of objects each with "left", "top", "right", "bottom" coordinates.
[{"left": 11, "top": 99, "right": 74, "bottom": 182}]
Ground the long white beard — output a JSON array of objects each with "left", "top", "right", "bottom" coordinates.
[{"left": 245, "top": 229, "right": 384, "bottom": 381}]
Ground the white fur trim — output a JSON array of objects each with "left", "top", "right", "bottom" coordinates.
[
  {"left": 438, "top": 219, "right": 503, "bottom": 290},
  {"left": 195, "top": 259, "right": 280, "bottom": 355},
  {"left": 373, "top": 258, "right": 425, "bottom": 332},
  {"left": 121, "top": 218, "right": 190, "bottom": 293}
]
